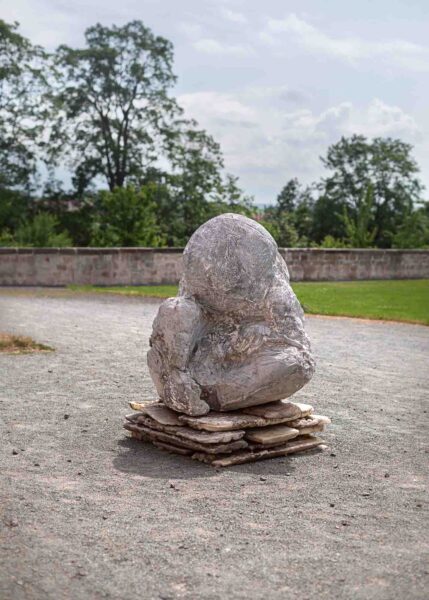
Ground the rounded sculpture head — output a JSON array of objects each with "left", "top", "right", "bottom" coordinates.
[{"left": 181, "top": 213, "right": 280, "bottom": 313}]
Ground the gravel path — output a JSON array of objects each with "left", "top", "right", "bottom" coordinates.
[{"left": 0, "top": 289, "right": 428, "bottom": 600}]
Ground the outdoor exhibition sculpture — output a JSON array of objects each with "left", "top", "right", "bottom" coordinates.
[
  {"left": 124, "top": 213, "right": 330, "bottom": 466},
  {"left": 147, "top": 213, "right": 315, "bottom": 416}
]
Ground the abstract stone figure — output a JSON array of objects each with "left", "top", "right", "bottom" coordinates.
[{"left": 147, "top": 213, "right": 315, "bottom": 416}]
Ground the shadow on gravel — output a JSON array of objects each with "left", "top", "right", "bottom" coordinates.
[
  {"left": 113, "top": 437, "right": 217, "bottom": 479},
  {"left": 113, "top": 437, "right": 301, "bottom": 479}
]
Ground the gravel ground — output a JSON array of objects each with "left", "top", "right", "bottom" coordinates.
[{"left": 0, "top": 289, "right": 428, "bottom": 600}]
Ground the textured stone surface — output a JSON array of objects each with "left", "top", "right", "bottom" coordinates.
[
  {"left": 125, "top": 398, "right": 330, "bottom": 462},
  {"left": 245, "top": 424, "right": 300, "bottom": 446},
  {"left": 139, "top": 403, "right": 182, "bottom": 426},
  {"left": 297, "top": 423, "right": 325, "bottom": 435},
  {"left": 243, "top": 399, "right": 302, "bottom": 420},
  {"left": 148, "top": 214, "right": 315, "bottom": 416},
  {"left": 124, "top": 422, "right": 248, "bottom": 454},
  {"left": 193, "top": 436, "right": 324, "bottom": 466},
  {"left": 178, "top": 412, "right": 269, "bottom": 431},
  {"left": 2, "top": 247, "right": 429, "bottom": 286},
  {"left": 127, "top": 413, "right": 246, "bottom": 444},
  {"left": 288, "top": 415, "right": 331, "bottom": 429}
]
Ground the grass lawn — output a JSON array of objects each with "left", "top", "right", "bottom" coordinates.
[
  {"left": 68, "top": 279, "right": 429, "bottom": 326},
  {"left": 292, "top": 280, "right": 429, "bottom": 325},
  {"left": 68, "top": 284, "right": 178, "bottom": 298}
]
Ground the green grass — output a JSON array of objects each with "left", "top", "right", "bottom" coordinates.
[
  {"left": 292, "top": 280, "right": 429, "bottom": 325},
  {"left": 68, "top": 279, "right": 429, "bottom": 326},
  {"left": 68, "top": 284, "right": 178, "bottom": 298}
]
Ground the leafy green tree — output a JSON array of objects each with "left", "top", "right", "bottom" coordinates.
[
  {"left": 392, "top": 206, "right": 429, "bottom": 248},
  {"left": 276, "top": 178, "right": 300, "bottom": 212},
  {"left": 341, "top": 184, "right": 377, "bottom": 247},
  {"left": 89, "top": 185, "right": 166, "bottom": 247},
  {"left": 316, "top": 135, "right": 424, "bottom": 247},
  {"left": 0, "top": 188, "right": 30, "bottom": 232},
  {"left": 317, "top": 235, "right": 348, "bottom": 248},
  {"left": 265, "top": 212, "right": 299, "bottom": 247},
  {"left": 0, "top": 20, "right": 47, "bottom": 190},
  {"left": 264, "top": 178, "right": 313, "bottom": 247},
  {"left": 5, "top": 213, "right": 72, "bottom": 247},
  {"left": 51, "top": 21, "right": 188, "bottom": 192},
  {"left": 36, "top": 183, "right": 96, "bottom": 247},
  {"left": 139, "top": 139, "right": 253, "bottom": 246}
]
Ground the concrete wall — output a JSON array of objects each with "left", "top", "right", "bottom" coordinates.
[{"left": 1, "top": 247, "right": 428, "bottom": 286}]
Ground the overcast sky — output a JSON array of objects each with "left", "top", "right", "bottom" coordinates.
[{"left": 2, "top": 0, "right": 429, "bottom": 204}]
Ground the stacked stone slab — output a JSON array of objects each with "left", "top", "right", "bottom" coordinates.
[{"left": 123, "top": 399, "right": 330, "bottom": 467}]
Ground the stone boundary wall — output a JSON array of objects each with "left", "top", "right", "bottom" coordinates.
[{"left": 1, "top": 247, "right": 428, "bottom": 286}]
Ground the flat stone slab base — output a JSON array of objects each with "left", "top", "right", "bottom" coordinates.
[{"left": 124, "top": 400, "right": 330, "bottom": 467}]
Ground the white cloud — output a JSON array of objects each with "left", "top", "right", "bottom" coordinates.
[
  {"left": 178, "top": 89, "right": 423, "bottom": 202},
  {"left": 177, "top": 21, "right": 204, "bottom": 40},
  {"left": 220, "top": 8, "right": 248, "bottom": 24},
  {"left": 179, "top": 91, "right": 257, "bottom": 124},
  {"left": 192, "top": 38, "right": 253, "bottom": 57},
  {"left": 261, "top": 13, "right": 429, "bottom": 72}
]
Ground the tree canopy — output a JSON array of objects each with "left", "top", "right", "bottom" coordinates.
[
  {"left": 0, "top": 20, "right": 427, "bottom": 249},
  {"left": 316, "top": 135, "right": 424, "bottom": 247},
  {"left": 0, "top": 20, "right": 47, "bottom": 190}
]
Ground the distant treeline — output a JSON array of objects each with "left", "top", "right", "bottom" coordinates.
[{"left": 0, "top": 19, "right": 428, "bottom": 248}]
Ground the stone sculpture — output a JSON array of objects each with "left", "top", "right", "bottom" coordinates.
[{"left": 147, "top": 213, "right": 315, "bottom": 417}]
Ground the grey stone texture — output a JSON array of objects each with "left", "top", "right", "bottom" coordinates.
[
  {"left": 1, "top": 246, "right": 428, "bottom": 286},
  {"left": 147, "top": 214, "right": 315, "bottom": 416}
]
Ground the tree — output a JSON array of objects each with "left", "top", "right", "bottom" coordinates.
[
  {"left": 0, "top": 20, "right": 47, "bottom": 190},
  {"left": 50, "top": 21, "right": 185, "bottom": 192},
  {"left": 341, "top": 184, "right": 377, "bottom": 247},
  {"left": 0, "top": 188, "right": 30, "bottom": 233},
  {"left": 276, "top": 178, "right": 301, "bottom": 213},
  {"left": 2, "top": 213, "right": 72, "bottom": 247},
  {"left": 264, "top": 178, "right": 313, "bottom": 247},
  {"left": 316, "top": 135, "right": 424, "bottom": 247},
  {"left": 392, "top": 205, "right": 429, "bottom": 249},
  {"left": 89, "top": 186, "right": 166, "bottom": 247}
]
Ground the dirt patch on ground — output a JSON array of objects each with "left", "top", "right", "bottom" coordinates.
[{"left": 0, "top": 332, "right": 54, "bottom": 354}]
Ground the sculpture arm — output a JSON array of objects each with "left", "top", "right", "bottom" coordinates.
[{"left": 148, "top": 296, "right": 210, "bottom": 416}]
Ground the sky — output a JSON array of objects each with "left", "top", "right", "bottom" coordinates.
[{"left": 2, "top": 0, "right": 429, "bottom": 204}]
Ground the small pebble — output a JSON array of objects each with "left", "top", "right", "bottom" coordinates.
[
  {"left": 384, "top": 473, "right": 390, "bottom": 478},
  {"left": 12, "top": 449, "right": 18, "bottom": 455},
  {"left": 260, "top": 476, "right": 267, "bottom": 482},
  {"left": 64, "top": 414, "right": 70, "bottom": 420}
]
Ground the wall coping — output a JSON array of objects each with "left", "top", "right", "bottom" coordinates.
[{"left": 1, "top": 247, "right": 428, "bottom": 255}]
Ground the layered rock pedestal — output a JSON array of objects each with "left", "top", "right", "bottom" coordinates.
[{"left": 123, "top": 399, "right": 330, "bottom": 467}]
